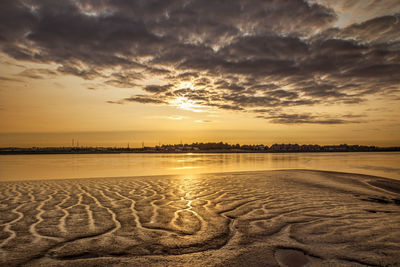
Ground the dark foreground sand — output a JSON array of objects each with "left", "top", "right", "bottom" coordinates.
[{"left": 1, "top": 170, "right": 400, "bottom": 266}]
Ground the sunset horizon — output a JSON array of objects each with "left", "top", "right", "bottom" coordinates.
[
  {"left": 1, "top": 129, "right": 400, "bottom": 148},
  {"left": 1, "top": 0, "right": 400, "bottom": 147},
  {"left": 1, "top": 1, "right": 400, "bottom": 266}
]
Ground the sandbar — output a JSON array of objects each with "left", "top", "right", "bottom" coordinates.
[{"left": 1, "top": 170, "right": 399, "bottom": 266}]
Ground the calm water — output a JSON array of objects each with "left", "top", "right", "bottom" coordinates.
[{"left": 0, "top": 152, "right": 400, "bottom": 181}]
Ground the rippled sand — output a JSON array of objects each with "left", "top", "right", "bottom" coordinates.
[{"left": 1, "top": 170, "right": 400, "bottom": 266}]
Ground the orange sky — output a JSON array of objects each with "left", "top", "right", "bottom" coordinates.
[{"left": 1, "top": 0, "right": 399, "bottom": 147}]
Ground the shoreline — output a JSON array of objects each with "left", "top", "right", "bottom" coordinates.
[
  {"left": 1, "top": 168, "right": 399, "bottom": 183},
  {"left": 1, "top": 150, "right": 400, "bottom": 155}
]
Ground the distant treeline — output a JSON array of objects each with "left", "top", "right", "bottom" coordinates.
[{"left": 1, "top": 142, "right": 399, "bottom": 154}]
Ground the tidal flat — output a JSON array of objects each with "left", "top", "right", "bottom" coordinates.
[{"left": 1, "top": 170, "right": 400, "bottom": 266}]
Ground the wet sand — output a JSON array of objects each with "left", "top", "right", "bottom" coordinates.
[{"left": 1, "top": 170, "right": 400, "bottom": 266}]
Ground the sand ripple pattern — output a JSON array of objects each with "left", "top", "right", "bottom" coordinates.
[{"left": 1, "top": 170, "right": 400, "bottom": 266}]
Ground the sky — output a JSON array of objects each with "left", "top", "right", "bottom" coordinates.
[{"left": 0, "top": 0, "right": 400, "bottom": 147}]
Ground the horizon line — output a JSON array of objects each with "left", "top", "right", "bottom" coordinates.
[{"left": 2, "top": 142, "right": 400, "bottom": 149}]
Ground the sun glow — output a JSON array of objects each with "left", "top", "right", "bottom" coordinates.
[
  {"left": 179, "top": 81, "right": 195, "bottom": 89},
  {"left": 171, "top": 97, "right": 205, "bottom": 112}
]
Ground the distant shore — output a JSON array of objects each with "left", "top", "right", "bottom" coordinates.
[
  {"left": 1, "top": 142, "right": 399, "bottom": 155},
  {"left": 1, "top": 150, "right": 400, "bottom": 155}
]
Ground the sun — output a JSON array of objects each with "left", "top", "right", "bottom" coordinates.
[
  {"left": 169, "top": 81, "right": 208, "bottom": 112},
  {"left": 172, "top": 97, "right": 204, "bottom": 112}
]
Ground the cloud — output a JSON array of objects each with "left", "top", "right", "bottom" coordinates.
[
  {"left": 339, "top": 15, "right": 400, "bottom": 43},
  {"left": 103, "top": 71, "right": 144, "bottom": 88},
  {"left": 0, "top": 0, "right": 399, "bottom": 124},
  {"left": 256, "top": 112, "right": 363, "bottom": 124},
  {"left": 106, "top": 100, "right": 124, "bottom": 105},
  {"left": 57, "top": 64, "right": 103, "bottom": 80},
  {"left": 143, "top": 84, "right": 173, "bottom": 94},
  {"left": 108, "top": 95, "right": 167, "bottom": 105},
  {"left": 122, "top": 95, "right": 167, "bottom": 104},
  {"left": 211, "top": 104, "right": 244, "bottom": 111},
  {"left": 310, "top": 0, "right": 400, "bottom": 26},
  {"left": 175, "top": 72, "right": 199, "bottom": 81},
  {"left": 0, "top": 76, "right": 23, "bottom": 83},
  {"left": 18, "top": 68, "right": 57, "bottom": 79}
]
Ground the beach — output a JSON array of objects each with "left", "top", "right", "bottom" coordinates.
[{"left": 1, "top": 170, "right": 400, "bottom": 266}]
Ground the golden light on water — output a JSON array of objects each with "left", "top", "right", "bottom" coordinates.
[{"left": 171, "top": 166, "right": 202, "bottom": 170}]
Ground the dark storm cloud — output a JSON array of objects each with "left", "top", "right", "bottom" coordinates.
[
  {"left": 269, "top": 90, "right": 299, "bottom": 99},
  {"left": 123, "top": 96, "right": 167, "bottom": 104},
  {"left": 108, "top": 95, "right": 167, "bottom": 105},
  {"left": 143, "top": 84, "right": 173, "bottom": 94},
  {"left": 0, "top": 0, "right": 399, "bottom": 124},
  {"left": 218, "top": 35, "right": 309, "bottom": 62},
  {"left": 256, "top": 113, "right": 361, "bottom": 124},
  {"left": 0, "top": 0, "right": 37, "bottom": 43},
  {"left": 340, "top": 15, "right": 400, "bottom": 43},
  {"left": 104, "top": 71, "right": 144, "bottom": 88},
  {"left": 145, "top": 67, "right": 171, "bottom": 75},
  {"left": 216, "top": 83, "right": 245, "bottom": 92},
  {"left": 104, "top": 79, "right": 137, "bottom": 88},
  {"left": 194, "top": 78, "right": 211, "bottom": 87},
  {"left": 57, "top": 65, "right": 103, "bottom": 80},
  {"left": 211, "top": 104, "right": 244, "bottom": 111},
  {"left": 249, "top": 84, "right": 280, "bottom": 91},
  {"left": 176, "top": 72, "right": 199, "bottom": 80}
]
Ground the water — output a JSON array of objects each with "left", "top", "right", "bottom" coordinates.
[{"left": 0, "top": 152, "right": 399, "bottom": 181}]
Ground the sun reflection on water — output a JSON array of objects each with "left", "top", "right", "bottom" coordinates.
[{"left": 171, "top": 166, "right": 202, "bottom": 170}]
